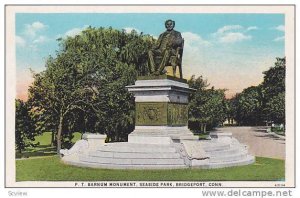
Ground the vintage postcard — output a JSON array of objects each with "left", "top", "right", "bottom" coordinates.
[{"left": 5, "top": 5, "right": 295, "bottom": 188}]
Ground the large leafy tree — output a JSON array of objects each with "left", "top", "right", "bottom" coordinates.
[
  {"left": 229, "top": 57, "right": 285, "bottom": 126},
  {"left": 188, "top": 76, "right": 226, "bottom": 133},
  {"left": 264, "top": 92, "right": 285, "bottom": 125},
  {"left": 233, "top": 86, "right": 264, "bottom": 125},
  {"left": 262, "top": 57, "right": 285, "bottom": 125},
  {"left": 15, "top": 99, "right": 36, "bottom": 153},
  {"left": 28, "top": 56, "right": 89, "bottom": 153},
  {"left": 262, "top": 57, "right": 285, "bottom": 99},
  {"left": 188, "top": 75, "right": 209, "bottom": 91},
  {"left": 28, "top": 27, "right": 155, "bottom": 153}
]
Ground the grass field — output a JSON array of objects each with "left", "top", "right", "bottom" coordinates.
[
  {"left": 16, "top": 132, "right": 285, "bottom": 181},
  {"left": 16, "top": 132, "right": 82, "bottom": 158},
  {"left": 16, "top": 156, "right": 284, "bottom": 181}
]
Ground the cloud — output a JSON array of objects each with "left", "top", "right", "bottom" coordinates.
[
  {"left": 16, "top": 35, "right": 26, "bottom": 47},
  {"left": 123, "top": 27, "right": 141, "bottom": 34},
  {"left": 63, "top": 25, "right": 89, "bottom": 38},
  {"left": 274, "top": 25, "right": 285, "bottom": 32},
  {"left": 272, "top": 25, "right": 284, "bottom": 42},
  {"left": 151, "top": 35, "right": 158, "bottom": 39},
  {"left": 17, "top": 21, "right": 50, "bottom": 51},
  {"left": 219, "top": 32, "right": 251, "bottom": 43},
  {"left": 181, "top": 32, "right": 212, "bottom": 79},
  {"left": 273, "top": 36, "right": 285, "bottom": 42},
  {"left": 24, "top": 21, "right": 48, "bottom": 38},
  {"left": 247, "top": 26, "right": 258, "bottom": 31},
  {"left": 33, "top": 35, "right": 49, "bottom": 44},
  {"left": 32, "top": 21, "right": 46, "bottom": 29},
  {"left": 65, "top": 28, "right": 84, "bottom": 37},
  {"left": 182, "top": 32, "right": 211, "bottom": 46},
  {"left": 216, "top": 25, "right": 243, "bottom": 34},
  {"left": 212, "top": 25, "right": 253, "bottom": 43}
]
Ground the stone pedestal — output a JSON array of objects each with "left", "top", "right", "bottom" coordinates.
[{"left": 126, "top": 75, "right": 195, "bottom": 144}]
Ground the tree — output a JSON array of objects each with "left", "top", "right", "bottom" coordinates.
[
  {"left": 233, "top": 86, "right": 264, "bottom": 125},
  {"left": 187, "top": 75, "right": 209, "bottom": 100},
  {"left": 188, "top": 76, "right": 226, "bottom": 133},
  {"left": 224, "top": 98, "right": 236, "bottom": 125},
  {"left": 262, "top": 57, "right": 285, "bottom": 125},
  {"left": 15, "top": 99, "right": 36, "bottom": 153},
  {"left": 28, "top": 71, "right": 58, "bottom": 146},
  {"left": 262, "top": 57, "right": 285, "bottom": 99},
  {"left": 28, "top": 27, "right": 155, "bottom": 153},
  {"left": 28, "top": 56, "right": 88, "bottom": 154},
  {"left": 264, "top": 92, "right": 285, "bottom": 125},
  {"left": 229, "top": 57, "right": 286, "bottom": 126}
]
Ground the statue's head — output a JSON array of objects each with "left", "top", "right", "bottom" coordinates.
[{"left": 165, "top": 19, "right": 175, "bottom": 31}]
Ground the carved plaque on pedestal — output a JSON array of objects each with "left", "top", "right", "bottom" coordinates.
[
  {"left": 167, "top": 103, "right": 188, "bottom": 126},
  {"left": 136, "top": 102, "right": 188, "bottom": 126}
]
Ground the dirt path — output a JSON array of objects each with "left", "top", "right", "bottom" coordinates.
[{"left": 215, "top": 126, "right": 285, "bottom": 160}]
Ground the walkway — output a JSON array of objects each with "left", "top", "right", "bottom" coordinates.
[{"left": 215, "top": 126, "right": 285, "bottom": 160}]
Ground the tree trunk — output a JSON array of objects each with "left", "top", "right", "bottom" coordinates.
[
  {"left": 200, "top": 123, "right": 203, "bottom": 133},
  {"left": 51, "top": 131, "right": 55, "bottom": 146},
  {"left": 56, "top": 115, "right": 63, "bottom": 154},
  {"left": 203, "top": 124, "right": 207, "bottom": 134}
]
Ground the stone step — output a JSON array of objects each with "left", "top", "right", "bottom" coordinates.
[
  {"left": 89, "top": 151, "right": 181, "bottom": 159},
  {"left": 103, "top": 142, "right": 173, "bottom": 148},
  {"left": 80, "top": 156, "right": 185, "bottom": 165},
  {"left": 209, "top": 151, "right": 248, "bottom": 163},
  {"left": 132, "top": 130, "right": 194, "bottom": 134},
  {"left": 97, "top": 144, "right": 176, "bottom": 153},
  {"left": 207, "top": 146, "right": 247, "bottom": 157},
  {"left": 205, "top": 155, "right": 255, "bottom": 169},
  {"left": 133, "top": 128, "right": 192, "bottom": 133},
  {"left": 64, "top": 159, "right": 187, "bottom": 169},
  {"left": 202, "top": 143, "right": 231, "bottom": 152},
  {"left": 129, "top": 133, "right": 195, "bottom": 138}
]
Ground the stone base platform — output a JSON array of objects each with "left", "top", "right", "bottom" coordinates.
[
  {"left": 61, "top": 130, "right": 255, "bottom": 169},
  {"left": 128, "top": 126, "right": 198, "bottom": 145},
  {"left": 61, "top": 77, "right": 255, "bottom": 169}
]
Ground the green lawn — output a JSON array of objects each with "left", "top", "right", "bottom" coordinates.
[
  {"left": 16, "top": 132, "right": 285, "bottom": 181},
  {"left": 16, "top": 132, "right": 82, "bottom": 159},
  {"left": 16, "top": 156, "right": 284, "bottom": 181}
]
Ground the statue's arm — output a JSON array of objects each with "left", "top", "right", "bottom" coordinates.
[
  {"left": 175, "top": 33, "right": 183, "bottom": 47},
  {"left": 168, "top": 32, "right": 183, "bottom": 49}
]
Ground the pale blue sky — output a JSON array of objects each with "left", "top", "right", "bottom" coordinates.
[{"left": 15, "top": 13, "right": 285, "bottom": 99}]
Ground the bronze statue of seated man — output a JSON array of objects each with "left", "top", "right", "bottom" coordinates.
[{"left": 148, "top": 19, "right": 184, "bottom": 77}]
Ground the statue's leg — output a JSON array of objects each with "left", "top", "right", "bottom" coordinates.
[
  {"left": 148, "top": 50, "right": 156, "bottom": 74},
  {"left": 179, "top": 64, "right": 183, "bottom": 79},
  {"left": 172, "top": 65, "right": 176, "bottom": 76},
  {"left": 157, "top": 50, "right": 170, "bottom": 74},
  {"left": 170, "top": 56, "right": 177, "bottom": 76}
]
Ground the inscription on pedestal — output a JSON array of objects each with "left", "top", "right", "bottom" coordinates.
[
  {"left": 136, "top": 102, "right": 188, "bottom": 126},
  {"left": 168, "top": 103, "right": 188, "bottom": 126}
]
